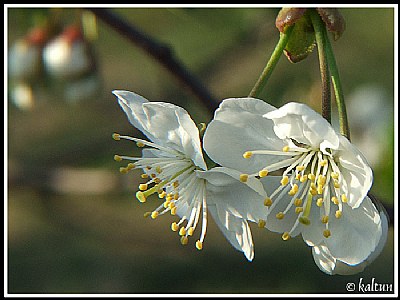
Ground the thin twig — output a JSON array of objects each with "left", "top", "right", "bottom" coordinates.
[{"left": 87, "top": 8, "right": 219, "bottom": 113}]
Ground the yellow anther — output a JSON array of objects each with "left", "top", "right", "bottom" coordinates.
[
  {"left": 288, "top": 184, "right": 299, "bottom": 196},
  {"left": 300, "top": 175, "right": 308, "bottom": 183},
  {"left": 276, "top": 212, "right": 285, "bottom": 220},
  {"left": 150, "top": 173, "right": 156, "bottom": 178},
  {"left": 317, "top": 184, "right": 324, "bottom": 195},
  {"left": 196, "top": 240, "right": 203, "bottom": 250},
  {"left": 299, "top": 216, "right": 311, "bottom": 225},
  {"left": 341, "top": 194, "right": 348, "bottom": 203},
  {"left": 188, "top": 227, "right": 195, "bottom": 236},
  {"left": 309, "top": 187, "right": 318, "bottom": 196},
  {"left": 243, "top": 151, "right": 253, "bottom": 159},
  {"left": 335, "top": 210, "right": 342, "bottom": 219},
  {"left": 151, "top": 211, "right": 159, "bottom": 219},
  {"left": 317, "top": 175, "right": 326, "bottom": 186},
  {"left": 323, "top": 229, "right": 331, "bottom": 238},
  {"left": 127, "top": 163, "right": 136, "bottom": 170},
  {"left": 136, "top": 141, "right": 145, "bottom": 148},
  {"left": 113, "top": 154, "right": 122, "bottom": 162},
  {"left": 136, "top": 191, "right": 146, "bottom": 203},
  {"left": 280, "top": 175, "right": 289, "bottom": 186},
  {"left": 141, "top": 173, "right": 149, "bottom": 179},
  {"left": 295, "top": 207, "right": 303, "bottom": 214},
  {"left": 319, "top": 159, "right": 328, "bottom": 167},
  {"left": 139, "top": 183, "right": 148, "bottom": 191},
  {"left": 331, "top": 172, "right": 339, "bottom": 180},
  {"left": 173, "top": 181, "right": 179, "bottom": 188},
  {"left": 171, "top": 222, "right": 179, "bottom": 232},
  {"left": 155, "top": 166, "right": 162, "bottom": 174},
  {"left": 170, "top": 206, "right": 177, "bottom": 215},
  {"left": 321, "top": 215, "right": 329, "bottom": 224},
  {"left": 168, "top": 202, "right": 176, "bottom": 209},
  {"left": 331, "top": 196, "right": 339, "bottom": 205},
  {"left": 316, "top": 198, "right": 324, "bottom": 207},
  {"left": 295, "top": 174, "right": 301, "bottom": 180},
  {"left": 258, "top": 169, "right": 269, "bottom": 178},
  {"left": 258, "top": 219, "right": 266, "bottom": 228},
  {"left": 334, "top": 180, "right": 340, "bottom": 189},
  {"left": 294, "top": 198, "right": 303, "bottom": 207},
  {"left": 296, "top": 166, "right": 305, "bottom": 171},
  {"left": 143, "top": 212, "right": 151, "bottom": 218},
  {"left": 308, "top": 174, "right": 316, "bottom": 181},
  {"left": 282, "top": 145, "right": 290, "bottom": 152},
  {"left": 158, "top": 191, "right": 166, "bottom": 198},
  {"left": 173, "top": 193, "right": 179, "bottom": 200},
  {"left": 180, "top": 236, "right": 188, "bottom": 245},
  {"left": 239, "top": 174, "right": 249, "bottom": 183},
  {"left": 163, "top": 200, "right": 170, "bottom": 208},
  {"left": 282, "top": 232, "right": 291, "bottom": 241},
  {"left": 154, "top": 178, "right": 161, "bottom": 184},
  {"left": 119, "top": 167, "right": 128, "bottom": 174},
  {"left": 179, "top": 227, "right": 187, "bottom": 236},
  {"left": 112, "top": 133, "right": 121, "bottom": 140},
  {"left": 264, "top": 197, "right": 273, "bottom": 207}
]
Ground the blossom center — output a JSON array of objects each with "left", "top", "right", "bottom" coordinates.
[
  {"left": 113, "top": 133, "right": 208, "bottom": 250},
  {"left": 243, "top": 143, "right": 348, "bottom": 240}
]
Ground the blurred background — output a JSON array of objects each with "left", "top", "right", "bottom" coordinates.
[{"left": 6, "top": 6, "right": 395, "bottom": 294}]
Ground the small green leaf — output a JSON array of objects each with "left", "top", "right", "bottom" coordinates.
[{"left": 283, "top": 14, "right": 316, "bottom": 63}]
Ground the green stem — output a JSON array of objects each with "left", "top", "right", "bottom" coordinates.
[
  {"left": 323, "top": 25, "right": 351, "bottom": 140},
  {"left": 310, "top": 10, "right": 331, "bottom": 123},
  {"left": 248, "top": 25, "right": 294, "bottom": 98}
]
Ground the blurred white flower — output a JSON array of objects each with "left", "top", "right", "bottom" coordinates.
[
  {"left": 346, "top": 84, "right": 393, "bottom": 168},
  {"left": 43, "top": 25, "right": 94, "bottom": 79},
  {"left": 10, "top": 82, "right": 35, "bottom": 110},
  {"left": 8, "top": 27, "right": 48, "bottom": 80}
]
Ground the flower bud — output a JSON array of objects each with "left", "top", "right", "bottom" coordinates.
[
  {"left": 316, "top": 8, "right": 346, "bottom": 40},
  {"left": 275, "top": 8, "right": 307, "bottom": 33}
]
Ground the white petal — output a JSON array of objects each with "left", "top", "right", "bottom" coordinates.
[
  {"left": 113, "top": 90, "right": 150, "bottom": 136},
  {"left": 197, "top": 167, "right": 267, "bottom": 222},
  {"left": 323, "top": 196, "right": 386, "bottom": 267},
  {"left": 301, "top": 203, "right": 326, "bottom": 246},
  {"left": 311, "top": 243, "right": 368, "bottom": 275},
  {"left": 113, "top": 90, "right": 207, "bottom": 170},
  {"left": 208, "top": 204, "right": 254, "bottom": 261},
  {"left": 197, "top": 167, "right": 275, "bottom": 260},
  {"left": 336, "top": 135, "right": 373, "bottom": 208},
  {"left": 257, "top": 176, "right": 309, "bottom": 237},
  {"left": 312, "top": 196, "right": 388, "bottom": 275},
  {"left": 203, "top": 98, "right": 286, "bottom": 174},
  {"left": 264, "top": 102, "right": 340, "bottom": 152}
]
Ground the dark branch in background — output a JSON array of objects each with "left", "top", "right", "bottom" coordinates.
[{"left": 87, "top": 8, "right": 219, "bottom": 113}]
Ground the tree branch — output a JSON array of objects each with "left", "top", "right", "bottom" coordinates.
[{"left": 87, "top": 8, "right": 219, "bottom": 113}]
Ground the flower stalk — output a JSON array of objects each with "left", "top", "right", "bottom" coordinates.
[
  {"left": 323, "top": 26, "right": 351, "bottom": 140},
  {"left": 248, "top": 25, "right": 294, "bottom": 98},
  {"left": 310, "top": 10, "right": 331, "bottom": 123}
]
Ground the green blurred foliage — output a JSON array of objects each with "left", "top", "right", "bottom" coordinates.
[{"left": 7, "top": 6, "right": 395, "bottom": 294}]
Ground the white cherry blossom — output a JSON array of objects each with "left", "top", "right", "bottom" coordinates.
[
  {"left": 203, "top": 97, "right": 388, "bottom": 274},
  {"left": 112, "top": 91, "right": 262, "bottom": 260}
]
